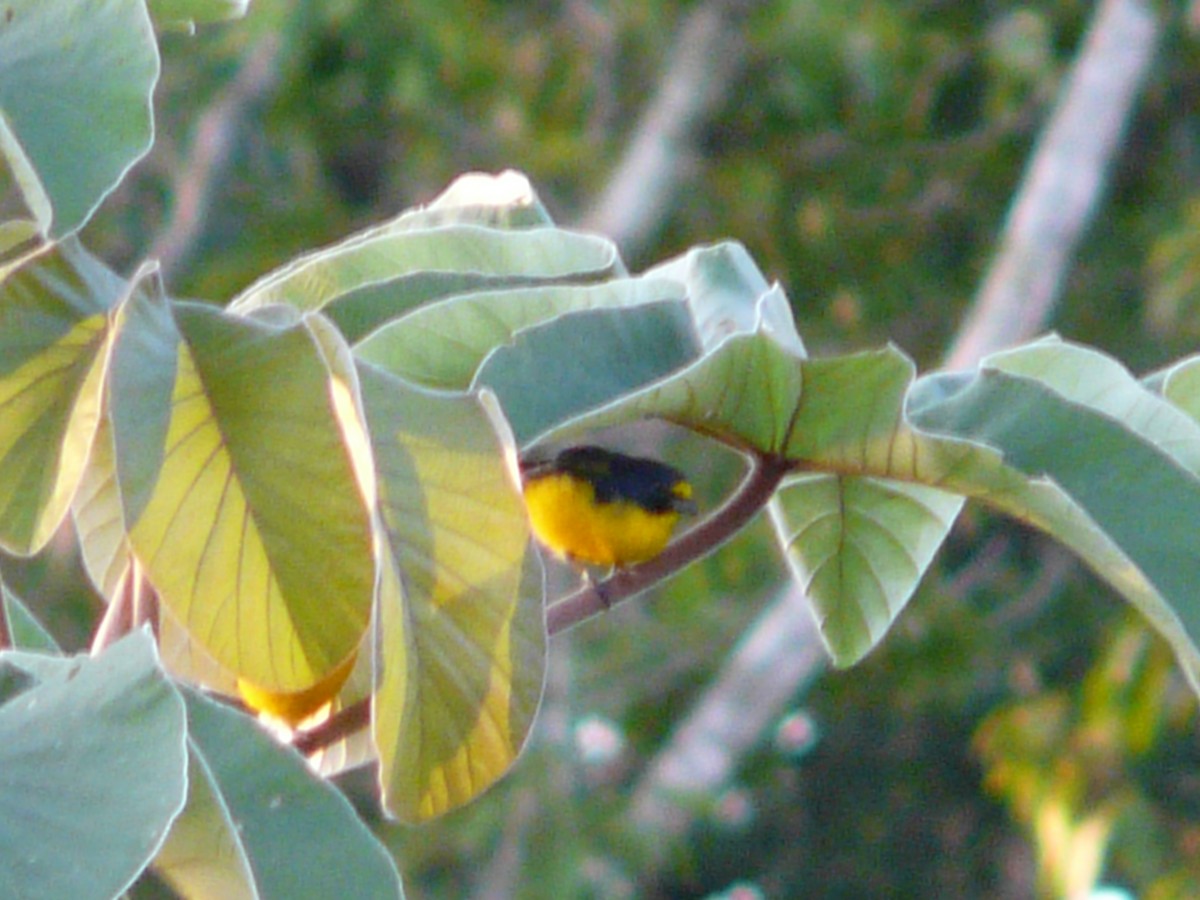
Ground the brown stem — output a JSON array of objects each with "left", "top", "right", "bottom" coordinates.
[
  {"left": 546, "top": 451, "right": 792, "bottom": 635},
  {"left": 0, "top": 580, "right": 11, "bottom": 652},
  {"left": 91, "top": 565, "right": 134, "bottom": 655},
  {"left": 293, "top": 696, "right": 371, "bottom": 757},
  {"left": 130, "top": 564, "right": 160, "bottom": 641}
]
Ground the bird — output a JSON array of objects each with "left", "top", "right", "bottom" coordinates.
[{"left": 521, "top": 445, "right": 696, "bottom": 569}]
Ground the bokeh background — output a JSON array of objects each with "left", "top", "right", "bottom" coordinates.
[{"left": 8, "top": 0, "right": 1200, "bottom": 896}]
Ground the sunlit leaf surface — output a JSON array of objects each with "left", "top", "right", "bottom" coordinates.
[
  {"left": 119, "top": 299, "right": 376, "bottom": 692},
  {"left": 0, "top": 240, "right": 125, "bottom": 554},
  {"left": 360, "top": 364, "right": 545, "bottom": 822}
]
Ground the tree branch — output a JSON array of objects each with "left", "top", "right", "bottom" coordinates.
[
  {"left": 576, "top": 0, "right": 751, "bottom": 257},
  {"left": 628, "top": 580, "right": 825, "bottom": 847},
  {"left": 628, "top": 0, "right": 1162, "bottom": 873},
  {"left": 149, "top": 34, "right": 281, "bottom": 283},
  {"left": 943, "top": 0, "right": 1160, "bottom": 370}
]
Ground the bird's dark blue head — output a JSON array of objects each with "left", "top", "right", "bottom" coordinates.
[{"left": 550, "top": 445, "right": 694, "bottom": 514}]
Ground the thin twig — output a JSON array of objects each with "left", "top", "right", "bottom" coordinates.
[
  {"left": 293, "top": 696, "right": 370, "bottom": 757},
  {"left": 91, "top": 565, "right": 134, "bottom": 655},
  {"left": 0, "top": 578, "right": 11, "bottom": 652}
]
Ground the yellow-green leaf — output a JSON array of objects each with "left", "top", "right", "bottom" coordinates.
[
  {"left": 0, "top": 240, "right": 124, "bottom": 554},
  {"left": 120, "top": 298, "right": 376, "bottom": 692},
  {"left": 360, "top": 364, "right": 545, "bottom": 822}
]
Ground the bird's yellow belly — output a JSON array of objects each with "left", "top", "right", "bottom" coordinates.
[{"left": 523, "top": 473, "right": 680, "bottom": 567}]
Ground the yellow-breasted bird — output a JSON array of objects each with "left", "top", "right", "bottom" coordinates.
[{"left": 521, "top": 445, "right": 696, "bottom": 568}]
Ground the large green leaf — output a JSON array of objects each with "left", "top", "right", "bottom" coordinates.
[
  {"left": 476, "top": 301, "right": 700, "bottom": 446},
  {"left": 0, "top": 631, "right": 186, "bottom": 900},
  {"left": 0, "top": 240, "right": 126, "bottom": 554},
  {"left": 359, "top": 364, "right": 545, "bottom": 822},
  {"left": 0, "top": 109, "right": 49, "bottom": 250},
  {"left": 909, "top": 341, "right": 1200, "bottom": 691},
  {"left": 71, "top": 410, "right": 130, "bottom": 599},
  {"left": 152, "top": 747, "right": 256, "bottom": 900},
  {"left": 117, "top": 297, "right": 377, "bottom": 692},
  {"left": 235, "top": 172, "right": 572, "bottom": 343},
  {"left": 355, "top": 277, "right": 686, "bottom": 391},
  {"left": 535, "top": 316, "right": 805, "bottom": 455},
  {"left": 70, "top": 282, "right": 242, "bottom": 692},
  {"left": 72, "top": 266, "right": 179, "bottom": 598},
  {"left": 231, "top": 225, "right": 619, "bottom": 317},
  {"left": 155, "top": 688, "right": 403, "bottom": 899},
  {"left": 323, "top": 272, "right": 554, "bottom": 346},
  {"left": 770, "top": 474, "right": 963, "bottom": 665},
  {"left": 0, "top": 0, "right": 158, "bottom": 237},
  {"left": 779, "top": 341, "right": 1200, "bottom": 683},
  {"left": 644, "top": 242, "right": 806, "bottom": 356},
  {"left": 1154, "top": 352, "right": 1200, "bottom": 425}
]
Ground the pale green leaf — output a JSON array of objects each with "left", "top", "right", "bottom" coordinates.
[
  {"left": 984, "top": 336, "right": 1200, "bottom": 474},
  {"left": 0, "top": 577, "right": 59, "bottom": 652},
  {"left": 909, "top": 342, "right": 1200, "bottom": 691},
  {"left": 534, "top": 321, "right": 804, "bottom": 455},
  {"left": 0, "top": 109, "right": 51, "bottom": 239},
  {"left": 72, "top": 285, "right": 240, "bottom": 692},
  {"left": 355, "top": 277, "right": 686, "bottom": 391},
  {"left": 249, "top": 172, "right": 565, "bottom": 342},
  {"left": 0, "top": 631, "right": 186, "bottom": 900},
  {"left": 360, "top": 364, "right": 545, "bottom": 822},
  {"left": 770, "top": 474, "right": 963, "bottom": 665},
  {"left": 324, "top": 271, "right": 546, "bottom": 345},
  {"left": 72, "top": 410, "right": 131, "bottom": 599},
  {"left": 0, "top": 0, "right": 158, "bottom": 237},
  {"left": 645, "top": 241, "right": 806, "bottom": 356},
  {"left": 150, "top": 745, "right": 255, "bottom": 900},
  {"left": 398, "top": 169, "right": 554, "bottom": 230},
  {"left": 231, "top": 225, "right": 619, "bottom": 317},
  {"left": 0, "top": 239, "right": 125, "bottom": 554},
  {"left": 1158, "top": 352, "right": 1200, "bottom": 426},
  {"left": 475, "top": 301, "right": 700, "bottom": 446},
  {"left": 173, "top": 687, "right": 404, "bottom": 898}
]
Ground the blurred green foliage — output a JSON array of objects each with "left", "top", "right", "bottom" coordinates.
[{"left": 34, "top": 0, "right": 1200, "bottom": 895}]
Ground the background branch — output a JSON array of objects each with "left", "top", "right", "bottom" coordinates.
[
  {"left": 149, "top": 34, "right": 281, "bottom": 284},
  {"left": 625, "top": 0, "right": 1163, "bottom": 877},
  {"left": 575, "top": 0, "right": 751, "bottom": 257},
  {"left": 943, "top": 0, "right": 1160, "bottom": 370}
]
